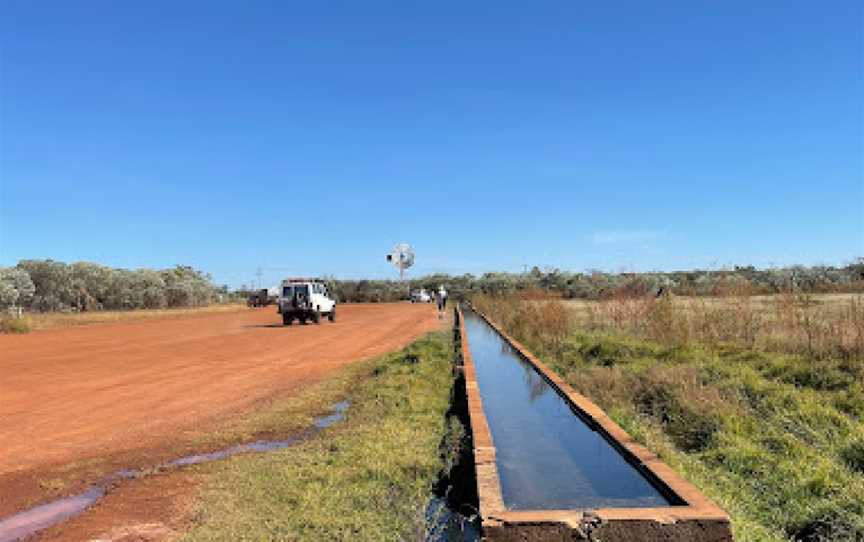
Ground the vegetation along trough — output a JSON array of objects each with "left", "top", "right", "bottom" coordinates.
[{"left": 456, "top": 303, "right": 733, "bottom": 541}]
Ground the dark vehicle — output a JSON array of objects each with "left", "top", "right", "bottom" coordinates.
[{"left": 247, "top": 288, "right": 276, "bottom": 307}]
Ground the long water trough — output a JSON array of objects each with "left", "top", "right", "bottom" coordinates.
[{"left": 457, "top": 304, "right": 733, "bottom": 541}]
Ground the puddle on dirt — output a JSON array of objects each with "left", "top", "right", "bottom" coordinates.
[
  {"left": 0, "top": 488, "right": 105, "bottom": 542},
  {"left": 0, "top": 401, "right": 350, "bottom": 542},
  {"left": 313, "top": 401, "right": 350, "bottom": 429},
  {"left": 462, "top": 309, "right": 680, "bottom": 510}
]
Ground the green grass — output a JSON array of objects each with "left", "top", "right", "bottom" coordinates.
[
  {"left": 535, "top": 334, "right": 864, "bottom": 541},
  {"left": 184, "top": 331, "right": 458, "bottom": 541}
]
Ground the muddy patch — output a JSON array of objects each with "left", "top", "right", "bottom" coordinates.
[{"left": 0, "top": 402, "right": 349, "bottom": 542}]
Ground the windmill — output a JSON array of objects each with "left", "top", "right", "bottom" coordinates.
[{"left": 386, "top": 243, "right": 415, "bottom": 285}]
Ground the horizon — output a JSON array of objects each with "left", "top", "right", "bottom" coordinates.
[{"left": 1, "top": 1, "right": 862, "bottom": 288}]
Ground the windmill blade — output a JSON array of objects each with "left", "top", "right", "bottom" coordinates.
[{"left": 387, "top": 243, "right": 415, "bottom": 275}]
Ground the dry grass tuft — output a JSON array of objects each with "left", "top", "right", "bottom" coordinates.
[
  {"left": 0, "top": 315, "right": 32, "bottom": 333},
  {"left": 19, "top": 303, "right": 247, "bottom": 332},
  {"left": 472, "top": 291, "right": 572, "bottom": 359},
  {"left": 580, "top": 291, "right": 864, "bottom": 361}
]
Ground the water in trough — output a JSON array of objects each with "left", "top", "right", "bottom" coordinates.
[{"left": 462, "top": 309, "right": 678, "bottom": 510}]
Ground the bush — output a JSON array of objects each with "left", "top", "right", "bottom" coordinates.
[
  {"left": 471, "top": 292, "right": 572, "bottom": 359},
  {"left": 579, "top": 339, "right": 635, "bottom": 367},
  {"left": 834, "top": 383, "right": 864, "bottom": 420},
  {"left": 0, "top": 316, "right": 31, "bottom": 334},
  {"left": 841, "top": 440, "right": 864, "bottom": 474},
  {"left": 788, "top": 509, "right": 862, "bottom": 542},
  {"left": 628, "top": 367, "right": 725, "bottom": 452},
  {"left": 9, "top": 260, "right": 219, "bottom": 312}
]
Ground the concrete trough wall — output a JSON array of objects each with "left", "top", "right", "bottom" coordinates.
[{"left": 455, "top": 304, "right": 734, "bottom": 541}]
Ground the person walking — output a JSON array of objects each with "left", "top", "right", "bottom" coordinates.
[{"left": 435, "top": 285, "right": 448, "bottom": 316}]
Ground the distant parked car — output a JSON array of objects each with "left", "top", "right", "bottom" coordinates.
[
  {"left": 410, "top": 289, "right": 432, "bottom": 303},
  {"left": 247, "top": 289, "right": 274, "bottom": 307},
  {"left": 247, "top": 287, "right": 279, "bottom": 307}
]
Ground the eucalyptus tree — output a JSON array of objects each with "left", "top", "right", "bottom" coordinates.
[
  {"left": 16, "top": 259, "right": 73, "bottom": 311},
  {"left": 0, "top": 267, "right": 35, "bottom": 310}
]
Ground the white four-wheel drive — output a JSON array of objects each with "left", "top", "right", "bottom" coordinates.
[{"left": 277, "top": 279, "right": 336, "bottom": 325}]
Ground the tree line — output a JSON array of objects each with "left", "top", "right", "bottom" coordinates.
[
  {"left": 3, "top": 258, "right": 862, "bottom": 312},
  {"left": 0, "top": 260, "right": 226, "bottom": 312},
  {"left": 329, "top": 260, "right": 864, "bottom": 303}
]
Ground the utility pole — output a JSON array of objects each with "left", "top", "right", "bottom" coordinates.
[{"left": 255, "top": 267, "right": 263, "bottom": 289}]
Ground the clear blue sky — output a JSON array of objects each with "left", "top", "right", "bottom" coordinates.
[{"left": 1, "top": 1, "right": 861, "bottom": 287}]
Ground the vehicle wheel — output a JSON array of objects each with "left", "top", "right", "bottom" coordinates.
[
  {"left": 328, "top": 307, "right": 336, "bottom": 322},
  {"left": 312, "top": 309, "right": 321, "bottom": 324},
  {"left": 282, "top": 313, "right": 292, "bottom": 326}
]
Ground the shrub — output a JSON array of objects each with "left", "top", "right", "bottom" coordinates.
[
  {"left": 787, "top": 509, "right": 862, "bottom": 542},
  {"left": 471, "top": 292, "right": 572, "bottom": 359},
  {"left": 0, "top": 316, "right": 31, "bottom": 334},
  {"left": 629, "top": 367, "right": 725, "bottom": 452},
  {"left": 841, "top": 440, "right": 864, "bottom": 474},
  {"left": 834, "top": 383, "right": 864, "bottom": 420},
  {"left": 579, "top": 339, "right": 634, "bottom": 367},
  {"left": 783, "top": 365, "right": 852, "bottom": 391}
]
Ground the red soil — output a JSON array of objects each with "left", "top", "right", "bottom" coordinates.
[{"left": 0, "top": 303, "right": 439, "bottom": 527}]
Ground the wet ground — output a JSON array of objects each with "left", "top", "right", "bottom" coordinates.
[{"left": 0, "top": 402, "right": 350, "bottom": 542}]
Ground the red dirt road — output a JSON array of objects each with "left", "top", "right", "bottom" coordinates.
[{"left": 0, "top": 303, "right": 439, "bottom": 517}]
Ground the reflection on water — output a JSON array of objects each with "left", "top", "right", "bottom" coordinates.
[
  {"left": 462, "top": 309, "right": 674, "bottom": 510},
  {"left": 523, "top": 361, "right": 548, "bottom": 404}
]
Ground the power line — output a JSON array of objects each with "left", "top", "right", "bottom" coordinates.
[{"left": 254, "top": 266, "right": 300, "bottom": 289}]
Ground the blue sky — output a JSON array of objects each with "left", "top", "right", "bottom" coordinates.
[{"left": 1, "top": 1, "right": 861, "bottom": 287}]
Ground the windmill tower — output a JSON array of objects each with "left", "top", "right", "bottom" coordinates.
[{"left": 386, "top": 243, "right": 415, "bottom": 296}]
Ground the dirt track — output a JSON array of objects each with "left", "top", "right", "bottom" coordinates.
[{"left": 0, "top": 303, "right": 439, "bottom": 517}]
